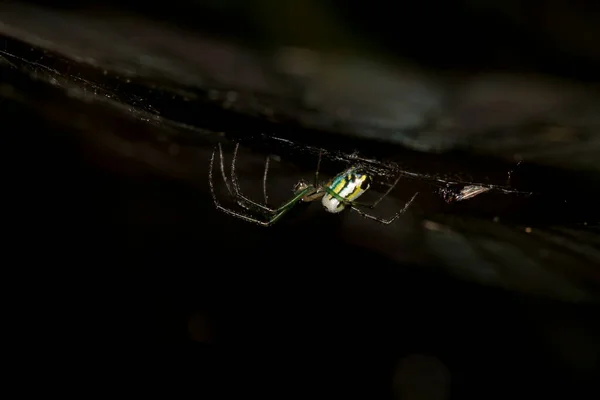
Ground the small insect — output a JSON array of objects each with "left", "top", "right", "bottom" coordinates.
[
  {"left": 209, "top": 143, "right": 419, "bottom": 227},
  {"left": 441, "top": 185, "right": 492, "bottom": 203}
]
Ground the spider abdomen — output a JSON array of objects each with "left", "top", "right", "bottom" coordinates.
[{"left": 322, "top": 168, "right": 372, "bottom": 213}]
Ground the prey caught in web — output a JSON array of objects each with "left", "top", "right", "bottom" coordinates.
[{"left": 266, "top": 135, "right": 534, "bottom": 203}]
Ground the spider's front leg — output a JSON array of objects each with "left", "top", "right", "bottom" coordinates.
[
  {"left": 209, "top": 147, "right": 316, "bottom": 226},
  {"left": 228, "top": 142, "right": 279, "bottom": 214},
  {"left": 214, "top": 142, "right": 276, "bottom": 214},
  {"left": 213, "top": 143, "right": 252, "bottom": 212},
  {"left": 209, "top": 146, "right": 277, "bottom": 226}
]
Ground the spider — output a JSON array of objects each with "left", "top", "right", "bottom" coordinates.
[{"left": 208, "top": 142, "right": 419, "bottom": 227}]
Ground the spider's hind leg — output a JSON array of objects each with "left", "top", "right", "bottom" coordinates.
[
  {"left": 350, "top": 192, "right": 418, "bottom": 225},
  {"left": 346, "top": 172, "right": 419, "bottom": 225},
  {"left": 351, "top": 174, "right": 402, "bottom": 210}
]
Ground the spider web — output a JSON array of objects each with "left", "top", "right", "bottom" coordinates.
[
  {"left": 2, "top": 3, "right": 599, "bottom": 303},
  {"left": 0, "top": 28, "right": 534, "bottom": 206}
]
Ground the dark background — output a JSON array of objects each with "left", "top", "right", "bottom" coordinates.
[{"left": 2, "top": 1, "right": 599, "bottom": 398}]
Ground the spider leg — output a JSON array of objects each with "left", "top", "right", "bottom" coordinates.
[
  {"left": 209, "top": 148, "right": 310, "bottom": 226},
  {"left": 209, "top": 147, "right": 275, "bottom": 226},
  {"left": 314, "top": 150, "right": 322, "bottom": 187},
  {"left": 213, "top": 141, "right": 272, "bottom": 213},
  {"left": 351, "top": 174, "right": 402, "bottom": 209},
  {"left": 230, "top": 142, "right": 279, "bottom": 214},
  {"left": 216, "top": 143, "right": 234, "bottom": 197},
  {"left": 350, "top": 192, "right": 418, "bottom": 225},
  {"left": 263, "top": 155, "right": 270, "bottom": 205}
]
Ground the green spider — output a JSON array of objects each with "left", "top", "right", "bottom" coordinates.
[{"left": 209, "top": 143, "right": 418, "bottom": 227}]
